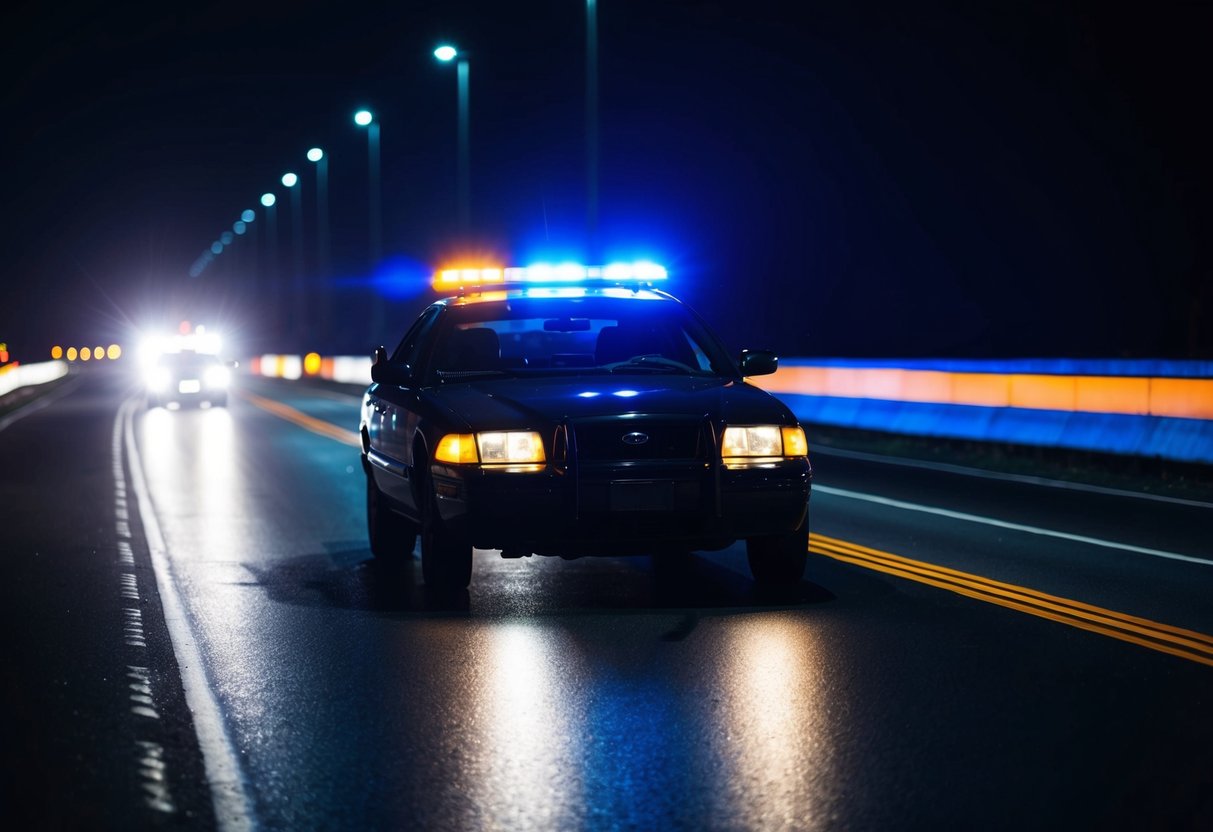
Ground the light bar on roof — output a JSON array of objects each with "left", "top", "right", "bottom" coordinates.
[
  {"left": 436, "top": 267, "right": 505, "bottom": 287},
  {"left": 434, "top": 261, "right": 667, "bottom": 291}
]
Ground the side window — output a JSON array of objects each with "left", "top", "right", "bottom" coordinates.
[{"left": 391, "top": 306, "right": 442, "bottom": 368}]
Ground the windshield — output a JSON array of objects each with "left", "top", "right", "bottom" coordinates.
[
  {"left": 157, "top": 352, "right": 220, "bottom": 370},
  {"left": 424, "top": 296, "right": 737, "bottom": 380}
]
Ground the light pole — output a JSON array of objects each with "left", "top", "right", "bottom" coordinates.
[
  {"left": 586, "top": 0, "right": 599, "bottom": 258},
  {"left": 354, "top": 110, "right": 382, "bottom": 266},
  {"left": 354, "top": 109, "right": 383, "bottom": 337},
  {"left": 434, "top": 45, "right": 470, "bottom": 237},
  {"left": 239, "top": 209, "right": 256, "bottom": 310},
  {"left": 308, "top": 147, "right": 331, "bottom": 342},
  {"left": 261, "top": 192, "right": 279, "bottom": 341},
  {"left": 282, "top": 171, "right": 304, "bottom": 343}
]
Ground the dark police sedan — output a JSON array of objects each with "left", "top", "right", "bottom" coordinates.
[{"left": 361, "top": 264, "right": 811, "bottom": 590}]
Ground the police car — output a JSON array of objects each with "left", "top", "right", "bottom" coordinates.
[
  {"left": 361, "top": 263, "right": 811, "bottom": 590},
  {"left": 146, "top": 350, "right": 232, "bottom": 409}
]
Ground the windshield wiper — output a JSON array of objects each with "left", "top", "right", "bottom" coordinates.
[
  {"left": 608, "top": 355, "right": 695, "bottom": 374},
  {"left": 438, "top": 369, "right": 509, "bottom": 381}
]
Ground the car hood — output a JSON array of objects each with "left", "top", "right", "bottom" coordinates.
[{"left": 430, "top": 374, "right": 794, "bottom": 430}]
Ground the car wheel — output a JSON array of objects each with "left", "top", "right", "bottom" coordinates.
[
  {"left": 419, "top": 466, "right": 473, "bottom": 590},
  {"left": 366, "top": 473, "right": 417, "bottom": 561},
  {"left": 746, "top": 508, "right": 809, "bottom": 586}
]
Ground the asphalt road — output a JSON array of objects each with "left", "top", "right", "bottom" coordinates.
[{"left": 4, "top": 366, "right": 1212, "bottom": 830}]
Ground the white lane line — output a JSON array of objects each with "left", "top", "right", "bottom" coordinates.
[
  {"left": 812, "top": 445, "right": 1213, "bottom": 509},
  {"left": 111, "top": 399, "right": 171, "bottom": 813},
  {"left": 0, "top": 374, "right": 81, "bottom": 433},
  {"left": 814, "top": 483, "right": 1213, "bottom": 567},
  {"left": 121, "top": 397, "right": 256, "bottom": 831}
]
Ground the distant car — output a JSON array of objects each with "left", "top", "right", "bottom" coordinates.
[
  {"left": 146, "top": 351, "right": 232, "bottom": 408},
  {"left": 361, "top": 264, "right": 811, "bottom": 590}
]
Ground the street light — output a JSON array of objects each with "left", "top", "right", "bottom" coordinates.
[
  {"left": 354, "top": 108, "right": 383, "bottom": 336},
  {"left": 308, "top": 147, "right": 332, "bottom": 341},
  {"left": 434, "top": 45, "right": 470, "bottom": 237}
]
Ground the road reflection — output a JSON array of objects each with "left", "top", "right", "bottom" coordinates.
[
  {"left": 464, "top": 622, "right": 587, "bottom": 829},
  {"left": 714, "top": 615, "right": 832, "bottom": 829},
  {"left": 447, "top": 614, "right": 832, "bottom": 830},
  {"left": 139, "top": 405, "right": 268, "bottom": 722}
]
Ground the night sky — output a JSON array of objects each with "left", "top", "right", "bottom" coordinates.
[{"left": 3, "top": 1, "right": 1210, "bottom": 361}]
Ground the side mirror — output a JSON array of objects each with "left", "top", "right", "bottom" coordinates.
[
  {"left": 739, "top": 349, "right": 778, "bottom": 377},
  {"left": 370, "top": 346, "right": 389, "bottom": 384},
  {"left": 370, "top": 346, "right": 412, "bottom": 386}
]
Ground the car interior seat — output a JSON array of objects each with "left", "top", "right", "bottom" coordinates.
[
  {"left": 446, "top": 327, "right": 502, "bottom": 371},
  {"left": 595, "top": 323, "right": 674, "bottom": 365}
]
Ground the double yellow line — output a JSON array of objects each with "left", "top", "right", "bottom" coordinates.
[
  {"left": 811, "top": 533, "right": 1213, "bottom": 668},
  {"left": 240, "top": 390, "right": 360, "bottom": 447}
]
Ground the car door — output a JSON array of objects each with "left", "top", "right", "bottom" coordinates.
[{"left": 369, "top": 306, "right": 441, "bottom": 508}]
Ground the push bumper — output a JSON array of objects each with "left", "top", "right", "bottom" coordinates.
[{"left": 431, "top": 458, "right": 811, "bottom": 554}]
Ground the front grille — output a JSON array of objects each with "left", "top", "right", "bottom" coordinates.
[{"left": 572, "top": 417, "right": 704, "bottom": 462}]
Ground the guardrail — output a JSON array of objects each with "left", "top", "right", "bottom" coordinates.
[
  {"left": 754, "top": 359, "right": 1213, "bottom": 464},
  {"left": 245, "top": 354, "right": 1213, "bottom": 464},
  {"left": 0, "top": 360, "right": 69, "bottom": 398}
]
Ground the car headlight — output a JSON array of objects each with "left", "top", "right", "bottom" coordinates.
[
  {"left": 204, "top": 366, "right": 231, "bottom": 388},
  {"left": 722, "top": 425, "right": 807, "bottom": 462},
  {"left": 146, "top": 367, "right": 171, "bottom": 392},
  {"left": 433, "top": 431, "right": 546, "bottom": 466},
  {"left": 478, "top": 431, "right": 546, "bottom": 464}
]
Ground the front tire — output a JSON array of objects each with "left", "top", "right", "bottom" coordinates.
[
  {"left": 419, "top": 465, "right": 473, "bottom": 590},
  {"left": 367, "top": 473, "right": 417, "bottom": 561},
  {"left": 746, "top": 508, "right": 809, "bottom": 586}
]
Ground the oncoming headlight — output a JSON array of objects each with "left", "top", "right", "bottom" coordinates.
[
  {"left": 722, "top": 425, "right": 807, "bottom": 464},
  {"left": 204, "top": 366, "right": 231, "bottom": 388},
  {"left": 433, "top": 431, "right": 546, "bottom": 467}
]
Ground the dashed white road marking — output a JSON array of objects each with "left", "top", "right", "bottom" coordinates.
[
  {"left": 136, "top": 740, "right": 174, "bottom": 813},
  {"left": 120, "top": 397, "right": 255, "bottom": 831},
  {"left": 123, "top": 608, "right": 146, "bottom": 648},
  {"left": 111, "top": 402, "right": 174, "bottom": 813},
  {"left": 127, "top": 666, "right": 160, "bottom": 719}
]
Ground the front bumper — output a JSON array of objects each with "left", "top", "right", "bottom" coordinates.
[{"left": 431, "top": 458, "right": 811, "bottom": 555}]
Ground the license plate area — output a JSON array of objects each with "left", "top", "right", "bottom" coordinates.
[
  {"left": 178, "top": 379, "right": 201, "bottom": 394},
  {"left": 609, "top": 480, "right": 674, "bottom": 512}
]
